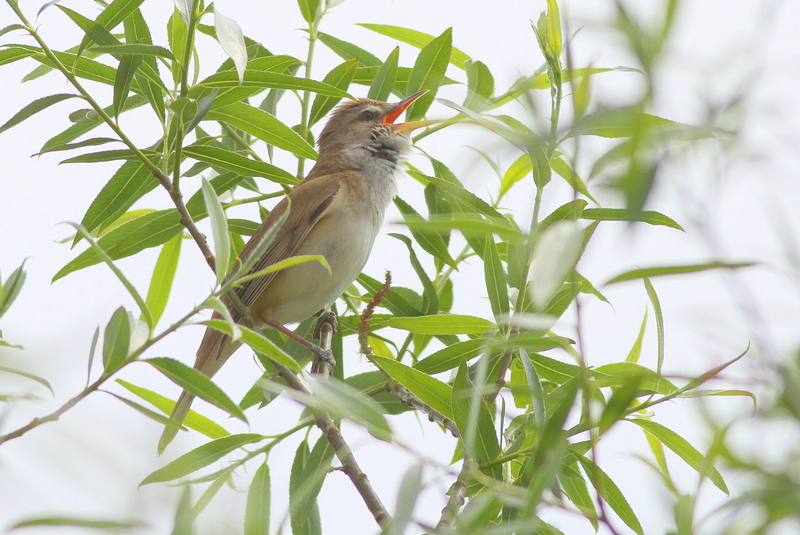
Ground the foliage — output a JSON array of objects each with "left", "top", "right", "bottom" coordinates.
[{"left": 0, "top": 0, "right": 772, "bottom": 534}]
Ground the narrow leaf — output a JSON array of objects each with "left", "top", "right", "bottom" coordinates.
[
  {"left": 245, "top": 460, "right": 271, "bottom": 535},
  {"left": 141, "top": 434, "right": 263, "bottom": 485},
  {"left": 146, "top": 357, "right": 247, "bottom": 421},
  {"left": 0, "top": 94, "right": 78, "bottom": 134},
  {"left": 202, "top": 178, "right": 231, "bottom": 283},
  {"left": 144, "top": 232, "right": 182, "bottom": 326},
  {"left": 309, "top": 59, "right": 358, "bottom": 126},
  {"left": 371, "top": 355, "right": 453, "bottom": 419},
  {"left": 214, "top": 10, "right": 247, "bottom": 84},
  {"left": 606, "top": 262, "right": 754, "bottom": 284},
  {"left": 388, "top": 314, "right": 495, "bottom": 335}
]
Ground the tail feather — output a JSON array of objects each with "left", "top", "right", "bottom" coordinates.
[{"left": 157, "top": 318, "right": 242, "bottom": 454}]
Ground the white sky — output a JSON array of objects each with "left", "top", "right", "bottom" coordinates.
[{"left": 1, "top": 0, "right": 800, "bottom": 534}]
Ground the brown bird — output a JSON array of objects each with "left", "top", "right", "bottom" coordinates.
[{"left": 158, "top": 90, "right": 429, "bottom": 452}]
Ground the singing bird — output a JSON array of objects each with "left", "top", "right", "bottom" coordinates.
[{"left": 158, "top": 90, "right": 429, "bottom": 452}]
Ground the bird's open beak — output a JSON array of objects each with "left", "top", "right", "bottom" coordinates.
[
  {"left": 384, "top": 90, "right": 436, "bottom": 134},
  {"left": 384, "top": 90, "right": 428, "bottom": 126}
]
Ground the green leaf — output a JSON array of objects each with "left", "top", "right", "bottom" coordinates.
[
  {"left": 116, "top": 379, "right": 229, "bottom": 439},
  {"left": 105, "top": 391, "right": 184, "bottom": 429},
  {"left": 146, "top": 357, "right": 247, "bottom": 422},
  {"left": 304, "top": 377, "right": 392, "bottom": 441},
  {"left": 358, "top": 274, "right": 421, "bottom": 317},
  {"left": 405, "top": 27, "right": 452, "bottom": 120},
  {"left": 499, "top": 153, "right": 531, "bottom": 198},
  {"left": 8, "top": 517, "right": 143, "bottom": 530},
  {"left": 606, "top": 261, "right": 755, "bottom": 284},
  {"left": 183, "top": 144, "right": 298, "bottom": 184},
  {"left": 195, "top": 70, "right": 351, "bottom": 97},
  {"left": 388, "top": 314, "right": 495, "bottom": 335},
  {"left": 202, "top": 179, "right": 231, "bottom": 283},
  {"left": 317, "top": 32, "right": 382, "bottom": 66},
  {"left": 388, "top": 233, "right": 440, "bottom": 315},
  {"left": 297, "top": 0, "right": 320, "bottom": 24},
  {"left": 371, "top": 355, "right": 453, "bottom": 419},
  {"left": 626, "top": 309, "right": 647, "bottom": 363},
  {"left": 593, "top": 362, "right": 677, "bottom": 395},
  {"left": 629, "top": 419, "right": 728, "bottom": 494},
  {"left": 204, "top": 320, "right": 302, "bottom": 373},
  {"left": 572, "top": 452, "right": 644, "bottom": 535},
  {"left": 0, "top": 261, "right": 26, "bottom": 319},
  {"left": 358, "top": 24, "right": 470, "bottom": 69},
  {"left": 0, "top": 365, "right": 52, "bottom": 394},
  {"left": 143, "top": 232, "right": 182, "bottom": 326},
  {"left": 0, "top": 94, "right": 78, "bottom": 134},
  {"left": 463, "top": 60, "right": 494, "bottom": 111},
  {"left": 244, "top": 460, "right": 270, "bottom": 535},
  {"left": 394, "top": 197, "right": 457, "bottom": 269},
  {"left": 569, "top": 107, "right": 720, "bottom": 139},
  {"left": 559, "top": 464, "right": 598, "bottom": 526},
  {"left": 113, "top": 53, "right": 143, "bottom": 116},
  {"left": 402, "top": 213, "right": 520, "bottom": 240},
  {"left": 309, "top": 59, "right": 358, "bottom": 126},
  {"left": 54, "top": 210, "right": 182, "bottom": 282},
  {"left": 205, "top": 102, "right": 317, "bottom": 160},
  {"left": 483, "top": 239, "right": 509, "bottom": 320},
  {"left": 289, "top": 437, "right": 330, "bottom": 535},
  {"left": 102, "top": 307, "right": 130, "bottom": 374},
  {"left": 367, "top": 47, "right": 399, "bottom": 101},
  {"left": 452, "top": 364, "right": 502, "bottom": 478},
  {"left": 580, "top": 208, "right": 683, "bottom": 230},
  {"left": 75, "top": 156, "right": 160, "bottom": 242},
  {"left": 141, "top": 434, "right": 263, "bottom": 485},
  {"left": 414, "top": 339, "right": 484, "bottom": 374}
]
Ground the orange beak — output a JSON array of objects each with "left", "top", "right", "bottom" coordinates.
[{"left": 384, "top": 90, "right": 428, "bottom": 125}]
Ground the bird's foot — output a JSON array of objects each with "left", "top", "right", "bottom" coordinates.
[
  {"left": 313, "top": 309, "right": 338, "bottom": 339},
  {"left": 310, "top": 346, "right": 337, "bottom": 374}
]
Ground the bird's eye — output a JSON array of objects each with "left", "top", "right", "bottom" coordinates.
[{"left": 360, "top": 110, "right": 376, "bottom": 121}]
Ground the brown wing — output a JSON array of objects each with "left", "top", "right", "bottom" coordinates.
[{"left": 232, "top": 174, "right": 341, "bottom": 314}]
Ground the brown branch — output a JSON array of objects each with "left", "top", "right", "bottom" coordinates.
[
  {"left": 436, "top": 457, "right": 471, "bottom": 530},
  {"left": 384, "top": 382, "right": 459, "bottom": 437}
]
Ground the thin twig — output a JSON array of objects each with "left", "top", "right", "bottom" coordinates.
[
  {"left": 357, "top": 273, "right": 458, "bottom": 436},
  {"left": 436, "top": 458, "right": 471, "bottom": 530}
]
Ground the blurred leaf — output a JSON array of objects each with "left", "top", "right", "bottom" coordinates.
[
  {"left": 528, "top": 222, "right": 584, "bottom": 309},
  {"left": 143, "top": 233, "right": 182, "bottom": 326},
  {"left": 304, "top": 376, "right": 391, "bottom": 441},
  {"left": 309, "top": 59, "right": 358, "bottom": 126},
  {"left": 368, "top": 47, "right": 399, "bottom": 101},
  {"left": 116, "top": 379, "right": 229, "bottom": 438},
  {"left": 0, "top": 93, "right": 78, "bottom": 134},
  {"left": 358, "top": 24, "right": 470, "bottom": 69},
  {"left": 106, "top": 391, "right": 185, "bottom": 429},
  {"left": 594, "top": 362, "right": 677, "bottom": 395},
  {"left": 629, "top": 419, "right": 729, "bottom": 494},
  {"left": 580, "top": 208, "right": 682, "bottom": 230},
  {"left": 414, "top": 339, "right": 484, "bottom": 375},
  {"left": 290, "top": 437, "right": 330, "bottom": 535},
  {"left": 141, "top": 434, "right": 263, "bottom": 484},
  {"left": 244, "top": 460, "right": 270, "bottom": 535},
  {"left": 0, "top": 365, "right": 52, "bottom": 394},
  {"left": 599, "top": 374, "right": 643, "bottom": 434},
  {"left": 171, "top": 486, "right": 192, "bottom": 535},
  {"left": 572, "top": 452, "right": 644, "bottom": 535},
  {"left": 102, "top": 307, "right": 130, "bottom": 374},
  {"left": 371, "top": 355, "right": 453, "bottom": 419},
  {"left": 406, "top": 28, "right": 453, "bottom": 119},
  {"left": 606, "top": 262, "right": 754, "bottom": 284},
  {"left": 463, "top": 60, "right": 494, "bottom": 111},
  {"left": 559, "top": 464, "right": 598, "bottom": 527},
  {"left": 8, "top": 517, "right": 143, "bottom": 530},
  {"left": 389, "top": 233, "right": 439, "bottom": 315},
  {"left": 389, "top": 314, "right": 495, "bottom": 335},
  {"left": 358, "top": 274, "right": 421, "bottom": 317},
  {"left": 183, "top": 144, "right": 298, "bottom": 184},
  {"left": 214, "top": 10, "right": 247, "bottom": 84},
  {"left": 146, "top": 357, "right": 247, "bottom": 422}
]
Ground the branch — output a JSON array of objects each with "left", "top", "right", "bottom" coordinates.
[{"left": 436, "top": 457, "right": 471, "bottom": 530}]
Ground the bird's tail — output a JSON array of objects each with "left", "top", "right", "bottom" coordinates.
[{"left": 157, "top": 320, "right": 241, "bottom": 454}]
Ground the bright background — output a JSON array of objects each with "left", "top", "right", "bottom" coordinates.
[{"left": 1, "top": 0, "right": 799, "bottom": 533}]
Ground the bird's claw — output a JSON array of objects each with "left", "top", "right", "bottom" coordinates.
[
  {"left": 310, "top": 346, "right": 336, "bottom": 374},
  {"left": 313, "top": 309, "right": 338, "bottom": 339}
]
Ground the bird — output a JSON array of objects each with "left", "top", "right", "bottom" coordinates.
[{"left": 158, "top": 90, "right": 429, "bottom": 453}]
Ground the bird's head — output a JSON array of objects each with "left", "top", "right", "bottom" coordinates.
[{"left": 317, "top": 91, "right": 429, "bottom": 163}]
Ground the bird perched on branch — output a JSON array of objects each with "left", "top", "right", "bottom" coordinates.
[{"left": 159, "top": 90, "right": 429, "bottom": 453}]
